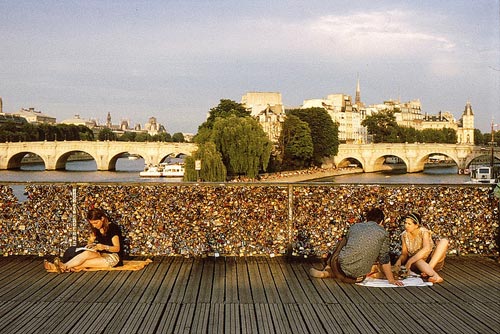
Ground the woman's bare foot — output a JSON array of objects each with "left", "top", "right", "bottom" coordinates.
[
  {"left": 44, "top": 260, "right": 58, "bottom": 273},
  {"left": 428, "top": 274, "right": 443, "bottom": 283},
  {"left": 310, "top": 267, "right": 331, "bottom": 278}
]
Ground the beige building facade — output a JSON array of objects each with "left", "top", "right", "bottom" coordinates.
[
  {"left": 241, "top": 92, "right": 286, "bottom": 143},
  {"left": 14, "top": 107, "right": 56, "bottom": 124},
  {"left": 302, "top": 92, "right": 366, "bottom": 144}
]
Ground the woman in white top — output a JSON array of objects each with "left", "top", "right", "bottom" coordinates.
[{"left": 395, "top": 212, "right": 448, "bottom": 283}]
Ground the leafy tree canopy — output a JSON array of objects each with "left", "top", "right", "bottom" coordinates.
[
  {"left": 211, "top": 115, "right": 272, "bottom": 178},
  {"left": 361, "top": 110, "right": 399, "bottom": 143},
  {"left": 287, "top": 108, "right": 338, "bottom": 166},
  {"left": 172, "top": 132, "right": 185, "bottom": 142},
  {"left": 197, "top": 99, "right": 250, "bottom": 133},
  {"left": 279, "top": 115, "right": 313, "bottom": 170},
  {"left": 184, "top": 142, "right": 227, "bottom": 182},
  {"left": 97, "top": 128, "right": 117, "bottom": 141}
]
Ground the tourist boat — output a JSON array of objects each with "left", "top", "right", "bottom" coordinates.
[
  {"left": 469, "top": 166, "right": 499, "bottom": 184},
  {"left": 162, "top": 163, "right": 185, "bottom": 177},
  {"left": 139, "top": 163, "right": 184, "bottom": 177},
  {"left": 469, "top": 121, "right": 499, "bottom": 184},
  {"left": 139, "top": 164, "right": 163, "bottom": 177}
]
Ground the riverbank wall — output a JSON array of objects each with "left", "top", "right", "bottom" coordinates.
[{"left": 0, "top": 182, "right": 498, "bottom": 258}]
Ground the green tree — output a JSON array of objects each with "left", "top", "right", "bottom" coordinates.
[
  {"left": 98, "top": 128, "right": 117, "bottom": 141},
  {"left": 398, "top": 126, "right": 419, "bottom": 143},
  {"left": 172, "top": 132, "right": 185, "bottom": 142},
  {"left": 196, "top": 99, "right": 250, "bottom": 142},
  {"left": 287, "top": 108, "right": 338, "bottom": 166},
  {"left": 78, "top": 125, "right": 94, "bottom": 140},
  {"left": 211, "top": 115, "right": 272, "bottom": 178},
  {"left": 474, "top": 129, "right": 485, "bottom": 145},
  {"left": 441, "top": 128, "right": 457, "bottom": 144},
  {"left": 119, "top": 131, "right": 137, "bottom": 142},
  {"left": 184, "top": 142, "right": 227, "bottom": 182},
  {"left": 279, "top": 115, "right": 313, "bottom": 169},
  {"left": 152, "top": 132, "right": 172, "bottom": 142},
  {"left": 134, "top": 132, "right": 151, "bottom": 142},
  {"left": 361, "top": 110, "right": 399, "bottom": 143}
]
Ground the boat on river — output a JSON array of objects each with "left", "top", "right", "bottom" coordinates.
[
  {"left": 139, "top": 163, "right": 184, "bottom": 178},
  {"left": 162, "top": 163, "right": 185, "bottom": 177},
  {"left": 469, "top": 166, "right": 499, "bottom": 184},
  {"left": 139, "top": 164, "right": 163, "bottom": 177},
  {"left": 469, "top": 120, "right": 499, "bottom": 184}
]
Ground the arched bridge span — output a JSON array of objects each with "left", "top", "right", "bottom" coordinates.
[
  {"left": 0, "top": 141, "right": 198, "bottom": 170},
  {"left": 334, "top": 143, "right": 493, "bottom": 173}
]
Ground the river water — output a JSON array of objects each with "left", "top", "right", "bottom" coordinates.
[{"left": 0, "top": 158, "right": 471, "bottom": 184}]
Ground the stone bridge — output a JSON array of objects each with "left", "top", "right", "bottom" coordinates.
[
  {"left": 335, "top": 143, "right": 499, "bottom": 173},
  {"left": 0, "top": 141, "right": 198, "bottom": 170},
  {"left": 0, "top": 141, "right": 498, "bottom": 172}
]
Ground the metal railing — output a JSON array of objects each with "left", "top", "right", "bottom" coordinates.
[{"left": 0, "top": 182, "right": 498, "bottom": 258}]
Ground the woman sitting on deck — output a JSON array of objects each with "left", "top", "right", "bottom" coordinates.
[
  {"left": 44, "top": 207, "right": 124, "bottom": 273},
  {"left": 394, "top": 212, "right": 449, "bottom": 283}
]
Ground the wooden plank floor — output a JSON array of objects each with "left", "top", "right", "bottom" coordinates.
[{"left": 0, "top": 256, "right": 498, "bottom": 334}]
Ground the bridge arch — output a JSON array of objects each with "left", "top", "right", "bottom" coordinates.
[
  {"left": 334, "top": 143, "right": 475, "bottom": 173},
  {"left": 336, "top": 156, "right": 364, "bottom": 169},
  {"left": 464, "top": 152, "right": 500, "bottom": 169},
  {"left": 7, "top": 152, "right": 46, "bottom": 170},
  {"left": 0, "top": 142, "right": 198, "bottom": 171},
  {"left": 55, "top": 150, "right": 96, "bottom": 170}
]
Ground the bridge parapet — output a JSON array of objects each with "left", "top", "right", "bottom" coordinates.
[
  {"left": 335, "top": 143, "right": 477, "bottom": 173},
  {"left": 0, "top": 141, "right": 198, "bottom": 170}
]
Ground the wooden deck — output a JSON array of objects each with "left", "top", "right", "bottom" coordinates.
[{"left": 0, "top": 256, "right": 499, "bottom": 334}]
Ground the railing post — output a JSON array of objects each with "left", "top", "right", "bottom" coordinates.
[
  {"left": 71, "top": 185, "right": 78, "bottom": 246},
  {"left": 288, "top": 184, "right": 293, "bottom": 245}
]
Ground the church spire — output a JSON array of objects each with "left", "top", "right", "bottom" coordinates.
[
  {"left": 355, "top": 76, "right": 361, "bottom": 105},
  {"left": 106, "top": 112, "right": 112, "bottom": 128},
  {"left": 464, "top": 100, "right": 473, "bottom": 115}
]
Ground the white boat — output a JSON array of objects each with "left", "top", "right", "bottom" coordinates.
[
  {"left": 162, "top": 163, "right": 185, "bottom": 177},
  {"left": 140, "top": 164, "right": 163, "bottom": 177},
  {"left": 469, "top": 166, "right": 499, "bottom": 184},
  {"left": 469, "top": 120, "right": 499, "bottom": 184}
]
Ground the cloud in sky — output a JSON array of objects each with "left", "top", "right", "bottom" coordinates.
[
  {"left": 0, "top": 1, "right": 498, "bottom": 132},
  {"left": 309, "top": 10, "right": 456, "bottom": 57}
]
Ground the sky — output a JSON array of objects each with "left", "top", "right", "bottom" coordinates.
[{"left": 1, "top": 0, "right": 499, "bottom": 134}]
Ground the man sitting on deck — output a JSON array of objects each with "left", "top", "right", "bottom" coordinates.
[{"left": 310, "top": 207, "right": 404, "bottom": 286}]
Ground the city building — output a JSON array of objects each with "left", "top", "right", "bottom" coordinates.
[
  {"left": 370, "top": 99, "right": 423, "bottom": 129},
  {"left": 13, "top": 107, "right": 56, "bottom": 124},
  {"left": 241, "top": 92, "right": 286, "bottom": 143},
  {"left": 143, "top": 116, "right": 166, "bottom": 136},
  {"left": 61, "top": 114, "right": 97, "bottom": 128},
  {"left": 302, "top": 83, "right": 367, "bottom": 144},
  {"left": 369, "top": 99, "right": 474, "bottom": 144},
  {"left": 421, "top": 101, "right": 474, "bottom": 144}
]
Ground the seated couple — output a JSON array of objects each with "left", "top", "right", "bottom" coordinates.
[
  {"left": 310, "top": 208, "right": 448, "bottom": 285},
  {"left": 44, "top": 207, "right": 124, "bottom": 273}
]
